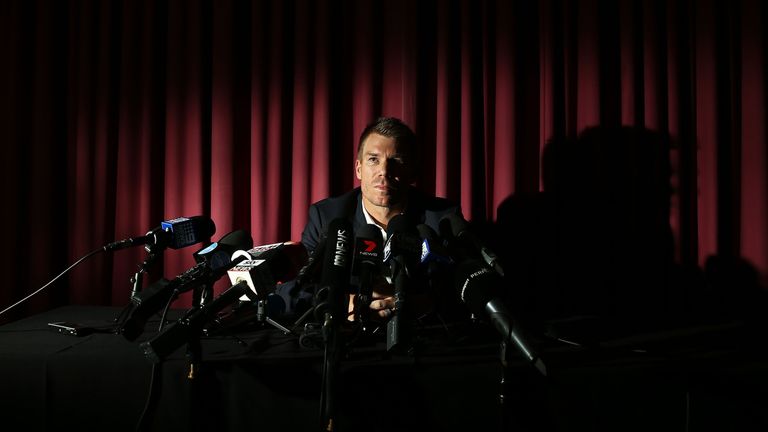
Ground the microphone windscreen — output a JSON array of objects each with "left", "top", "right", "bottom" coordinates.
[
  {"left": 231, "top": 241, "right": 309, "bottom": 282},
  {"left": 218, "top": 229, "right": 253, "bottom": 249},
  {"left": 383, "top": 215, "right": 421, "bottom": 265},
  {"left": 194, "top": 229, "right": 253, "bottom": 271},
  {"left": 416, "top": 224, "right": 439, "bottom": 243},
  {"left": 357, "top": 224, "right": 381, "bottom": 243},
  {"left": 276, "top": 241, "right": 310, "bottom": 281},
  {"left": 386, "top": 214, "right": 417, "bottom": 236},
  {"left": 454, "top": 259, "right": 501, "bottom": 315},
  {"left": 444, "top": 214, "right": 469, "bottom": 239}
]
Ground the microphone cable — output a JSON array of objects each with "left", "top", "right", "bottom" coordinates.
[
  {"left": 135, "top": 287, "right": 180, "bottom": 431},
  {"left": 0, "top": 247, "right": 105, "bottom": 319},
  {"left": 135, "top": 362, "right": 161, "bottom": 432},
  {"left": 157, "top": 288, "right": 181, "bottom": 332}
]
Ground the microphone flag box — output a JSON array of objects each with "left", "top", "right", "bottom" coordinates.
[
  {"left": 161, "top": 217, "right": 197, "bottom": 249},
  {"left": 227, "top": 259, "right": 275, "bottom": 301}
]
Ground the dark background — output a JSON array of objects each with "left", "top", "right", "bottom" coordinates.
[{"left": 1, "top": 0, "right": 766, "bottom": 328}]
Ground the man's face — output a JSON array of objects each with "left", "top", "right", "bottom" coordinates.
[{"left": 355, "top": 133, "right": 411, "bottom": 209}]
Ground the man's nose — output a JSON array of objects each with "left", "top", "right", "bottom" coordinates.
[{"left": 378, "top": 159, "right": 389, "bottom": 176}]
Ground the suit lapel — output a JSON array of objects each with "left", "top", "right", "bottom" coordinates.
[{"left": 353, "top": 191, "right": 367, "bottom": 233}]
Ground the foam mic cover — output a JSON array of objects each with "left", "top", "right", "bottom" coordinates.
[
  {"left": 231, "top": 241, "right": 308, "bottom": 281},
  {"left": 454, "top": 259, "right": 546, "bottom": 376},
  {"left": 455, "top": 260, "right": 502, "bottom": 313},
  {"left": 383, "top": 215, "right": 422, "bottom": 269},
  {"left": 228, "top": 242, "right": 309, "bottom": 300},
  {"left": 193, "top": 229, "right": 253, "bottom": 272},
  {"left": 444, "top": 214, "right": 504, "bottom": 277}
]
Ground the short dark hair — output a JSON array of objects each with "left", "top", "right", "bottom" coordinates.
[{"left": 356, "top": 116, "right": 416, "bottom": 161}]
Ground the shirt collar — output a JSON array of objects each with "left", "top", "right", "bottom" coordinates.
[{"left": 360, "top": 201, "right": 389, "bottom": 244}]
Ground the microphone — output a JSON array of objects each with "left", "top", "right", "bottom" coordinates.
[
  {"left": 352, "top": 224, "right": 383, "bottom": 323},
  {"left": 455, "top": 259, "right": 546, "bottom": 376},
  {"left": 417, "top": 224, "right": 453, "bottom": 269},
  {"left": 227, "top": 241, "right": 309, "bottom": 301},
  {"left": 444, "top": 214, "right": 505, "bottom": 277},
  {"left": 120, "top": 237, "right": 247, "bottom": 342},
  {"left": 313, "top": 218, "right": 353, "bottom": 432},
  {"left": 383, "top": 215, "right": 422, "bottom": 352},
  {"left": 105, "top": 216, "right": 216, "bottom": 252},
  {"left": 139, "top": 281, "right": 257, "bottom": 363},
  {"left": 193, "top": 229, "right": 253, "bottom": 272},
  {"left": 314, "top": 218, "right": 353, "bottom": 331},
  {"left": 191, "top": 229, "right": 253, "bottom": 306},
  {"left": 416, "top": 223, "right": 454, "bottom": 296},
  {"left": 200, "top": 242, "right": 306, "bottom": 335},
  {"left": 290, "top": 234, "right": 327, "bottom": 297}
]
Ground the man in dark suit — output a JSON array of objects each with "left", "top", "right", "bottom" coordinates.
[{"left": 298, "top": 116, "right": 461, "bottom": 319}]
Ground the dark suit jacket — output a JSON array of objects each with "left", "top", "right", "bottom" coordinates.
[
  {"left": 300, "top": 186, "right": 462, "bottom": 254},
  {"left": 273, "top": 187, "right": 460, "bottom": 316}
]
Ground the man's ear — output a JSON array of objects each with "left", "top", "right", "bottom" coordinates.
[{"left": 355, "top": 159, "right": 362, "bottom": 180}]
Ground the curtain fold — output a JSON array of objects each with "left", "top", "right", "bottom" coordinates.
[{"left": 1, "top": 0, "right": 766, "bottom": 320}]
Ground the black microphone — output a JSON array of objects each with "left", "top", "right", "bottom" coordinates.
[
  {"left": 193, "top": 229, "right": 253, "bottom": 272},
  {"left": 444, "top": 214, "right": 505, "bottom": 277},
  {"left": 290, "top": 235, "right": 327, "bottom": 297},
  {"left": 416, "top": 223, "right": 454, "bottom": 294},
  {"left": 417, "top": 224, "right": 453, "bottom": 269},
  {"left": 352, "top": 224, "right": 383, "bottom": 323},
  {"left": 315, "top": 219, "right": 353, "bottom": 432},
  {"left": 191, "top": 229, "right": 253, "bottom": 306},
  {"left": 139, "top": 281, "right": 257, "bottom": 363},
  {"left": 383, "top": 215, "right": 422, "bottom": 352},
  {"left": 197, "top": 242, "right": 307, "bottom": 335},
  {"left": 120, "top": 242, "right": 246, "bottom": 341},
  {"left": 227, "top": 241, "right": 309, "bottom": 300},
  {"left": 315, "top": 218, "right": 353, "bottom": 329},
  {"left": 455, "top": 259, "right": 546, "bottom": 376},
  {"left": 105, "top": 216, "right": 216, "bottom": 252}
]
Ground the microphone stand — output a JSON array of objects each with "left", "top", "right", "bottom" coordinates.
[
  {"left": 130, "top": 246, "right": 162, "bottom": 301},
  {"left": 499, "top": 339, "right": 511, "bottom": 432},
  {"left": 498, "top": 337, "right": 548, "bottom": 432},
  {"left": 320, "top": 304, "right": 343, "bottom": 431},
  {"left": 186, "top": 335, "right": 205, "bottom": 430}
]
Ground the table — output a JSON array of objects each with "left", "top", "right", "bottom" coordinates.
[{"left": 1, "top": 305, "right": 766, "bottom": 431}]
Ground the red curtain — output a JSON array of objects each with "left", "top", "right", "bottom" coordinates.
[{"left": 1, "top": 0, "right": 766, "bottom": 321}]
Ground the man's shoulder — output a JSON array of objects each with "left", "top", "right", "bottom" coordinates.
[
  {"left": 409, "top": 188, "right": 459, "bottom": 213},
  {"left": 406, "top": 188, "right": 462, "bottom": 229},
  {"left": 309, "top": 188, "right": 361, "bottom": 218},
  {"left": 422, "top": 194, "right": 459, "bottom": 212}
]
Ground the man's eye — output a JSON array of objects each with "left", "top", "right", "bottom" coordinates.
[{"left": 368, "top": 157, "right": 378, "bottom": 163}]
